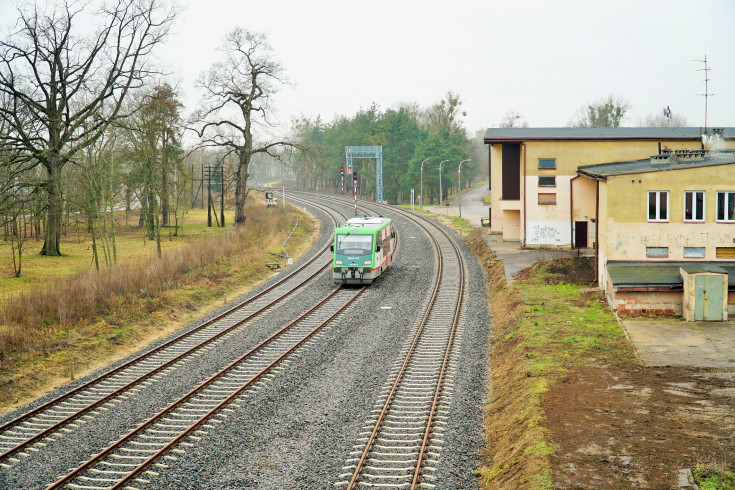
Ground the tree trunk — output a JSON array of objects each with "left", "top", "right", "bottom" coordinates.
[
  {"left": 161, "top": 149, "right": 169, "bottom": 227},
  {"left": 41, "top": 157, "right": 63, "bottom": 256},
  {"left": 234, "top": 149, "right": 249, "bottom": 225}
]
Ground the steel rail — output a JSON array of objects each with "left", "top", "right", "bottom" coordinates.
[
  {"left": 410, "top": 219, "right": 465, "bottom": 488},
  {"left": 47, "top": 285, "right": 366, "bottom": 490},
  {"left": 0, "top": 200, "right": 346, "bottom": 463},
  {"left": 299, "top": 190, "right": 467, "bottom": 488},
  {"left": 345, "top": 212, "right": 447, "bottom": 489}
]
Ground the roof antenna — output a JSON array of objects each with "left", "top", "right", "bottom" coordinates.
[{"left": 694, "top": 55, "right": 715, "bottom": 133}]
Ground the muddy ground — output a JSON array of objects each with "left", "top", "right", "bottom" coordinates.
[{"left": 544, "top": 361, "right": 735, "bottom": 488}]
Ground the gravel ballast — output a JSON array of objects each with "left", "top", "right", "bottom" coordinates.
[{"left": 0, "top": 195, "right": 490, "bottom": 489}]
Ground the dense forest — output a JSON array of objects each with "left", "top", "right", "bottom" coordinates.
[{"left": 287, "top": 93, "right": 475, "bottom": 205}]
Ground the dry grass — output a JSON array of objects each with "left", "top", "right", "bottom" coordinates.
[{"left": 0, "top": 198, "right": 313, "bottom": 407}]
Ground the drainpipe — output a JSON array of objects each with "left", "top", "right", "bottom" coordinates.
[
  {"left": 570, "top": 174, "right": 580, "bottom": 248},
  {"left": 595, "top": 179, "right": 600, "bottom": 285},
  {"left": 522, "top": 142, "right": 527, "bottom": 247}
]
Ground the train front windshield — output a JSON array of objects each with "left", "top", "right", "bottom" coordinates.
[{"left": 336, "top": 234, "right": 373, "bottom": 256}]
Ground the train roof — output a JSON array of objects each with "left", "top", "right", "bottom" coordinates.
[{"left": 336, "top": 216, "right": 391, "bottom": 231}]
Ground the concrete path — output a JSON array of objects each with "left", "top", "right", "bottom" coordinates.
[{"left": 622, "top": 320, "right": 735, "bottom": 368}]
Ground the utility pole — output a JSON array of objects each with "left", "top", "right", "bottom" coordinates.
[
  {"left": 207, "top": 166, "right": 212, "bottom": 227},
  {"left": 220, "top": 165, "right": 225, "bottom": 227}
]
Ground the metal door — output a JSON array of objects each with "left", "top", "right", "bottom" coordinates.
[{"left": 695, "top": 275, "right": 725, "bottom": 321}]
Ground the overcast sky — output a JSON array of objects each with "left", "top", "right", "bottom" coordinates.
[{"left": 2, "top": 0, "right": 734, "bottom": 137}]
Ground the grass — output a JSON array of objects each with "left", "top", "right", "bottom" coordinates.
[
  {"left": 695, "top": 462, "right": 735, "bottom": 490},
  {"left": 0, "top": 194, "right": 317, "bottom": 411},
  {"left": 461, "top": 234, "right": 633, "bottom": 489},
  {"left": 0, "top": 207, "right": 238, "bottom": 296}
]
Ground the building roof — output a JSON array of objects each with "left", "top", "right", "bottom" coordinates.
[
  {"left": 483, "top": 127, "right": 735, "bottom": 143},
  {"left": 680, "top": 264, "right": 729, "bottom": 274},
  {"left": 608, "top": 262, "right": 735, "bottom": 289},
  {"left": 577, "top": 151, "right": 735, "bottom": 179}
]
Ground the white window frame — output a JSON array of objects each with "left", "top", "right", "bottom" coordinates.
[
  {"left": 717, "top": 191, "right": 735, "bottom": 222},
  {"left": 648, "top": 190, "right": 669, "bottom": 222},
  {"left": 683, "top": 190, "right": 705, "bottom": 222}
]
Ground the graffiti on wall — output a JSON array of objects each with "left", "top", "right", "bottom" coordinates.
[{"left": 527, "top": 221, "right": 571, "bottom": 245}]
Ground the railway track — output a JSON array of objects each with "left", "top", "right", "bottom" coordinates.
[
  {"left": 3, "top": 191, "right": 473, "bottom": 488},
  {"left": 47, "top": 285, "right": 366, "bottom": 489},
  {"left": 0, "top": 199, "right": 347, "bottom": 468},
  {"left": 293, "top": 192, "right": 467, "bottom": 488}
]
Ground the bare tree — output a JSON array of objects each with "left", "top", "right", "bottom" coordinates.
[
  {"left": 569, "top": 94, "right": 631, "bottom": 128},
  {"left": 0, "top": 0, "right": 176, "bottom": 256},
  {"left": 425, "top": 90, "right": 467, "bottom": 136},
  {"left": 192, "top": 28, "right": 301, "bottom": 225},
  {"left": 500, "top": 110, "right": 529, "bottom": 128},
  {"left": 639, "top": 107, "right": 689, "bottom": 128}
]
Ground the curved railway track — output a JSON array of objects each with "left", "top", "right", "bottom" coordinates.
[
  {"left": 3, "top": 191, "right": 473, "bottom": 489},
  {"left": 47, "top": 285, "right": 366, "bottom": 490},
  {"left": 291, "top": 192, "right": 467, "bottom": 488},
  {"left": 0, "top": 199, "right": 347, "bottom": 467}
]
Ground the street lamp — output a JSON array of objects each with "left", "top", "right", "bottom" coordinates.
[
  {"left": 458, "top": 159, "right": 470, "bottom": 218},
  {"left": 419, "top": 158, "right": 429, "bottom": 209},
  {"left": 438, "top": 159, "right": 450, "bottom": 209}
]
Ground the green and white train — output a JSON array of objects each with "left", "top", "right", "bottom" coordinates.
[{"left": 331, "top": 217, "right": 397, "bottom": 284}]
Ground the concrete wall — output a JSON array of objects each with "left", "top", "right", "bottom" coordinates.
[
  {"left": 602, "top": 163, "right": 735, "bottom": 263},
  {"left": 488, "top": 138, "right": 727, "bottom": 244}
]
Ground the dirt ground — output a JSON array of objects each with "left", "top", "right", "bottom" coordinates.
[{"left": 544, "top": 362, "right": 735, "bottom": 488}]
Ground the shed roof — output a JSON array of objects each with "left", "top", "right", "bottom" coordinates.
[
  {"left": 483, "top": 127, "right": 735, "bottom": 143},
  {"left": 608, "top": 262, "right": 735, "bottom": 289},
  {"left": 680, "top": 264, "right": 729, "bottom": 275},
  {"left": 577, "top": 153, "right": 735, "bottom": 178}
]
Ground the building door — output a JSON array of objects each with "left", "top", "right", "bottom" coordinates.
[
  {"left": 695, "top": 275, "right": 725, "bottom": 321},
  {"left": 574, "top": 221, "right": 588, "bottom": 248}
]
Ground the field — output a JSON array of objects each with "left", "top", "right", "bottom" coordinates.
[{"left": 0, "top": 195, "right": 318, "bottom": 413}]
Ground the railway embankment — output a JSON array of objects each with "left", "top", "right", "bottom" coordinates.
[
  {"left": 463, "top": 229, "right": 735, "bottom": 489},
  {"left": 0, "top": 201, "right": 318, "bottom": 415}
]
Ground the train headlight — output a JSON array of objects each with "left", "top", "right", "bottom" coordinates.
[
  {"left": 335, "top": 260, "right": 343, "bottom": 265},
  {"left": 363, "top": 260, "right": 371, "bottom": 265}
]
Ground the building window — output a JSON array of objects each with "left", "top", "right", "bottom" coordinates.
[
  {"left": 716, "top": 247, "right": 735, "bottom": 258},
  {"left": 648, "top": 191, "right": 668, "bottom": 222},
  {"left": 684, "top": 191, "right": 705, "bottom": 222},
  {"left": 538, "top": 176, "right": 556, "bottom": 187},
  {"left": 717, "top": 191, "right": 735, "bottom": 222},
  {"left": 538, "top": 158, "right": 556, "bottom": 169},
  {"left": 683, "top": 247, "right": 705, "bottom": 258},
  {"left": 538, "top": 193, "right": 556, "bottom": 205},
  {"left": 646, "top": 247, "right": 669, "bottom": 258}
]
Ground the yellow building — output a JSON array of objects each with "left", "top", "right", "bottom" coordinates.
[
  {"left": 483, "top": 127, "right": 735, "bottom": 248},
  {"left": 577, "top": 150, "right": 735, "bottom": 320}
]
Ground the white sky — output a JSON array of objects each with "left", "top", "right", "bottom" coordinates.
[{"left": 2, "top": 0, "right": 734, "bottom": 137}]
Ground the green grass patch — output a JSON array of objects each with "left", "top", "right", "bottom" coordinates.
[
  {"left": 695, "top": 464, "right": 735, "bottom": 490},
  {"left": 478, "top": 252, "right": 633, "bottom": 489}
]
